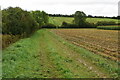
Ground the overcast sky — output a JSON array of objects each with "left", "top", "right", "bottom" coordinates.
[{"left": 0, "top": 0, "right": 119, "bottom": 17}]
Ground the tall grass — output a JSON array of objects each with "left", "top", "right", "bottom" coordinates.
[{"left": 2, "top": 30, "right": 43, "bottom": 78}]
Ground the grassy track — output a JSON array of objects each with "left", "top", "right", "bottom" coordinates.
[
  {"left": 49, "top": 17, "right": 118, "bottom": 26},
  {"left": 3, "top": 29, "right": 118, "bottom": 78}
]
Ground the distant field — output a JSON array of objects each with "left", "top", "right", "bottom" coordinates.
[
  {"left": 49, "top": 17, "right": 74, "bottom": 26},
  {"left": 49, "top": 17, "right": 118, "bottom": 26}
]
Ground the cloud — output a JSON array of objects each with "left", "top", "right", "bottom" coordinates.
[{"left": 0, "top": 0, "right": 119, "bottom": 16}]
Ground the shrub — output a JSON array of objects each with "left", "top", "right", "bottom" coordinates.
[
  {"left": 42, "top": 23, "right": 57, "bottom": 28},
  {"left": 2, "top": 35, "right": 21, "bottom": 49},
  {"left": 96, "top": 21, "right": 117, "bottom": 26},
  {"left": 61, "top": 22, "right": 77, "bottom": 28},
  {"left": 61, "top": 21, "right": 96, "bottom": 28},
  {"left": 85, "top": 22, "right": 97, "bottom": 28},
  {"left": 97, "top": 26, "right": 120, "bottom": 30},
  {"left": 2, "top": 7, "right": 39, "bottom": 35}
]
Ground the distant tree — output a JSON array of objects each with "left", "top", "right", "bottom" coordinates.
[
  {"left": 74, "top": 11, "right": 87, "bottom": 27},
  {"left": 88, "top": 15, "right": 93, "bottom": 18}
]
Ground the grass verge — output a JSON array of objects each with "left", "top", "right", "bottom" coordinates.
[{"left": 2, "top": 30, "right": 44, "bottom": 78}]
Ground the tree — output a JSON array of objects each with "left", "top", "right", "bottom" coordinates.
[
  {"left": 2, "top": 7, "right": 39, "bottom": 35},
  {"left": 74, "top": 11, "right": 87, "bottom": 27},
  {"left": 30, "top": 11, "right": 49, "bottom": 27}
]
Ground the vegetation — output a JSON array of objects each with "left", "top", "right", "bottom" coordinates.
[
  {"left": 2, "top": 35, "right": 21, "bottom": 49},
  {"left": 97, "top": 26, "right": 120, "bottom": 30},
  {"left": 30, "top": 11, "right": 49, "bottom": 28},
  {"left": 3, "top": 30, "right": 43, "bottom": 78},
  {"left": 2, "top": 7, "right": 39, "bottom": 35},
  {"left": 2, "top": 7, "right": 49, "bottom": 49},
  {"left": 74, "top": 11, "right": 87, "bottom": 27},
  {"left": 60, "top": 11, "right": 97, "bottom": 28},
  {"left": 2, "top": 6, "right": 119, "bottom": 78},
  {"left": 96, "top": 21, "right": 118, "bottom": 26},
  {"left": 3, "top": 29, "right": 118, "bottom": 78},
  {"left": 49, "top": 17, "right": 118, "bottom": 27}
]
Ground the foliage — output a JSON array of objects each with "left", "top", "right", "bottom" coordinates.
[
  {"left": 61, "top": 22, "right": 77, "bottom": 28},
  {"left": 61, "top": 22, "right": 96, "bottom": 28},
  {"left": 74, "top": 11, "right": 87, "bottom": 27},
  {"left": 42, "top": 23, "right": 56, "bottom": 28},
  {"left": 30, "top": 11, "right": 49, "bottom": 28},
  {"left": 97, "top": 26, "right": 120, "bottom": 30},
  {"left": 96, "top": 21, "right": 117, "bottom": 26},
  {"left": 2, "top": 35, "right": 21, "bottom": 49},
  {"left": 2, "top": 7, "right": 39, "bottom": 35},
  {"left": 49, "top": 17, "right": 119, "bottom": 27}
]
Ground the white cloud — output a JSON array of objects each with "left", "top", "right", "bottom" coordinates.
[{"left": 0, "top": 0, "right": 119, "bottom": 16}]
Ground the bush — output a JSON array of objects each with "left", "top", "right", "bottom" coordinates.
[
  {"left": 42, "top": 23, "right": 57, "bottom": 28},
  {"left": 97, "top": 26, "right": 120, "bottom": 30},
  {"left": 85, "top": 22, "right": 97, "bottom": 28},
  {"left": 61, "top": 21, "right": 96, "bottom": 28},
  {"left": 96, "top": 21, "right": 117, "bottom": 26},
  {"left": 2, "top": 7, "right": 39, "bottom": 36},
  {"left": 61, "top": 22, "right": 77, "bottom": 28},
  {"left": 2, "top": 35, "right": 21, "bottom": 49}
]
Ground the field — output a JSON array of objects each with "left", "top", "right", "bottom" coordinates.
[
  {"left": 49, "top": 17, "right": 119, "bottom": 26},
  {"left": 2, "top": 29, "right": 119, "bottom": 78},
  {"left": 51, "top": 29, "right": 119, "bottom": 61}
]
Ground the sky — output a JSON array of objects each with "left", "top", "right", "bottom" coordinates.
[{"left": 0, "top": 0, "right": 119, "bottom": 17}]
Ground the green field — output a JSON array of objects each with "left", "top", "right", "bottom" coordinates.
[
  {"left": 3, "top": 29, "right": 118, "bottom": 78},
  {"left": 49, "top": 17, "right": 118, "bottom": 26}
]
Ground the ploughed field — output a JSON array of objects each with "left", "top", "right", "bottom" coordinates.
[{"left": 51, "top": 29, "right": 119, "bottom": 61}]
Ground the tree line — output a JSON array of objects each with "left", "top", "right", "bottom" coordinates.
[
  {"left": 2, "top": 7, "right": 49, "bottom": 36},
  {"left": 49, "top": 14, "right": 120, "bottom": 19},
  {"left": 2, "top": 7, "right": 119, "bottom": 34}
]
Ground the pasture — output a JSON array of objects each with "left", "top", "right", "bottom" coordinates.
[{"left": 49, "top": 17, "right": 119, "bottom": 26}]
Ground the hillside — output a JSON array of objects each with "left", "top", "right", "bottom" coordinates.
[{"left": 49, "top": 17, "right": 118, "bottom": 26}]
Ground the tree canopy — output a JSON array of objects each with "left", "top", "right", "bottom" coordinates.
[{"left": 74, "top": 11, "right": 87, "bottom": 27}]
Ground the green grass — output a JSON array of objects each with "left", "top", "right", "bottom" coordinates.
[
  {"left": 2, "top": 30, "right": 44, "bottom": 78},
  {"left": 49, "top": 17, "right": 74, "bottom": 26},
  {"left": 86, "top": 18, "right": 118, "bottom": 24},
  {"left": 97, "top": 26, "right": 120, "bottom": 30},
  {"left": 49, "top": 17, "right": 118, "bottom": 26},
  {"left": 3, "top": 29, "right": 119, "bottom": 78}
]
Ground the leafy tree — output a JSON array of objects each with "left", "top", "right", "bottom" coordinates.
[
  {"left": 2, "top": 7, "right": 38, "bottom": 35},
  {"left": 74, "top": 11, "right": 87, "bottom": 27},
  {"left": 42, "top": 11, "right": 49, "bottom": 24},
  {"left": 30, "top": 11, "right": 49, "bottom": 27}
]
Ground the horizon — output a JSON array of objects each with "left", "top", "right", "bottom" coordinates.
[{"left": 0, "top": 0, "right": 119, "bottom": 17}]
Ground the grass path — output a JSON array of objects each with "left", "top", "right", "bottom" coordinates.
[{"left": 2, "top": 29, "right": 118, "bottom": 78}]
